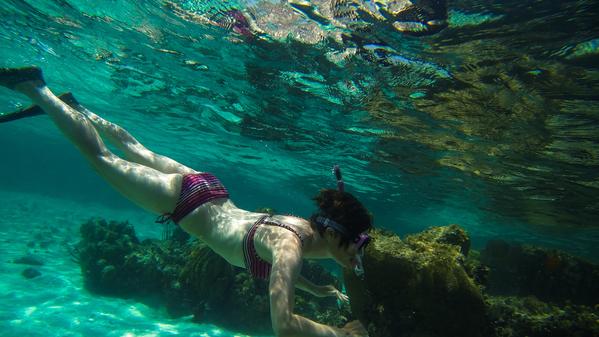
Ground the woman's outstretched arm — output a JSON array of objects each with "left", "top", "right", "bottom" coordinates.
[
  {"left": 269, "top": 239, "right": 367, "bottom": 337},
  {"left": 296, "top": 275, "right": 349, "bottom": 303}
]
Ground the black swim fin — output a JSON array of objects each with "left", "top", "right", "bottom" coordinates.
[
  {"left": 0, "top": 102, "right": 44, "bottom": 123},
  {"left": 0, "top": 66, "right": 44, "bottom": 90},
  {"left": 0, "top": 92, "right": 79, "bottom": 123}
]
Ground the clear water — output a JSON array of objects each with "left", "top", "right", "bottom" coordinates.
[{"left": 0, "top": 0, "right": 598, "bottom": 336}]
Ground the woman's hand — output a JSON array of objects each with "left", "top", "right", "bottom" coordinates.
[
  {"left": 339, "top": 320, "right": 368, "bottom": 337},
  {"left": 317, "top": 285, "right": 349, "bottom": 304}
]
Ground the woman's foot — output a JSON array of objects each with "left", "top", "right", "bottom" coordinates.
[{"left": 0, "top": 66, "right": 45, "bottom": 90}]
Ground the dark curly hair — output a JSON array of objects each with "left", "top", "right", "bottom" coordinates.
[{"left": 310, "top": 189, "right": 372, "bottom": 247}]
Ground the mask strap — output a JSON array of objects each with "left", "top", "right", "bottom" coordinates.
[{"left": 315, "top": 215, "right": 349, "bottom": 237}]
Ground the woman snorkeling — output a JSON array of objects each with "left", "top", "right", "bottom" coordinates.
[{"left": 0, "top": 66, "right": 372, "bottom": 337}]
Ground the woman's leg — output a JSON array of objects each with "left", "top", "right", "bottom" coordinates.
[
  {"left": 63, "top": 93, "right": 197, "bottom": 175},
  {"left": 0, "top": 89, "right": 197, "bottom": 175},
  {"left": 0, "top": 67, "right": 180, "bottom": 215}
]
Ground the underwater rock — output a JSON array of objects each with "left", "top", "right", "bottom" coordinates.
[
  {"left": 22, "top": 267, "right": 41, "bottom": 279},
  {"left": 344, "top": 227, "right": 489, "bottom": 337},
  {"left": 481, "top": 239, "right": 599, "bottom": 306},
  {"left": 14, "top": 254, "right": 45, "bottom": 266}
]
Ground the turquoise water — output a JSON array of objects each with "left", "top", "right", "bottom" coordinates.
[{"left": 1, "top": 0, "right": 598, "bottom": 336}]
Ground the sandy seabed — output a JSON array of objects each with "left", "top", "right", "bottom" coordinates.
[{"left": 0, "top": 190, "right": 259, "bottom": 337}]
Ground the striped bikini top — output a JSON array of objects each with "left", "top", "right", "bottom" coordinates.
[{"left": 242, "top": 215, "right": 305, "bottom": 280}]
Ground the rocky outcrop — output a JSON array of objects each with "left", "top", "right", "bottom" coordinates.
[
  {"left": 344, "top": 226, "right": 599, "bottom": 337},
  {"left": 344, "top": 227, "right": 489, "bottom": 337}
]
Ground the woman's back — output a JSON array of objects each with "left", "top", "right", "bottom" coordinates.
[{"left": 178, "top": 199, "right": 264, "bottom": 266}]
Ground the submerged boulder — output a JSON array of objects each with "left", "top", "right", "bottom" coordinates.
[{"left": 344, "top": 226, "right": 489, "bottom": 337}]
